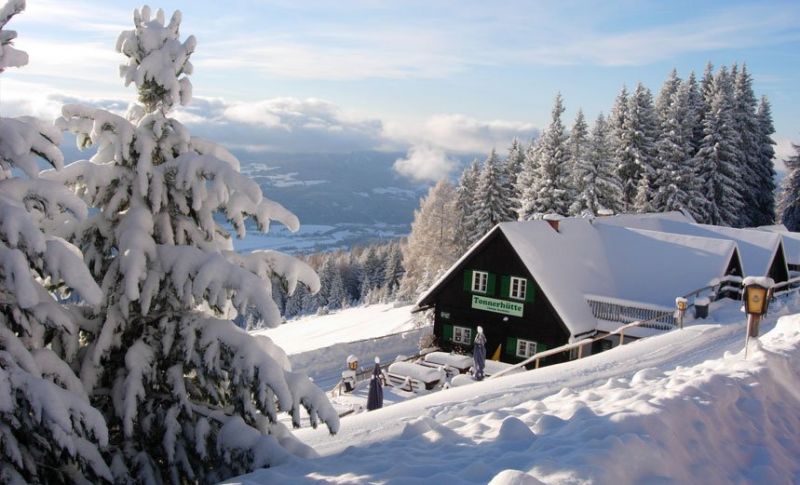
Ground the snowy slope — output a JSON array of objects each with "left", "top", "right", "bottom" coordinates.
[
  {"left": 252, "top": 304, "right": 426, "bottom": 387},
  {"left": 230, "top": 297, "right": 800, "bottom": 484}
]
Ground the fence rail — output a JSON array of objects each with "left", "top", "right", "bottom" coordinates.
[{"left": 587, "top": 299, "right": 675, "bottom": 330}]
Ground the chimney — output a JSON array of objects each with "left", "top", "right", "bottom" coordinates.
[{"left": 543, "top": 213, "right": 562, "bottom": 232}]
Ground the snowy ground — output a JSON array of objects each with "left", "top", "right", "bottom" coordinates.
[
  {"left": 229, "top": 296, "right": 800, "bottom": 484},
  {"left": 251, "top": 303, "right": 426, "bottom": 388}
]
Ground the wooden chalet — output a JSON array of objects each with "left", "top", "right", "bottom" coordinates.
[{"left": 413, "top": 216, "right": 744, "bottom": 366}]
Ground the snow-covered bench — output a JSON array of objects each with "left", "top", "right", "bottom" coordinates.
[
  {"left": 417, "top": 351, "right": 473, "bottom": 377},
  {"left": 386, "top": 362, "right": 445, "bottom": 392}
]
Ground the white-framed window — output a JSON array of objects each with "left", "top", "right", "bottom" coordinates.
[
  {"left": 453, "top": 325, "right": 473, "bottom": 345},
  {"left": 510, "top": 276, "right": 527, "bottom": 300},
  {"left": 472, "top": 271, "right": 488, "bottom": 293},
  {"left": 516, "top": 338, "right": 538, "bottom": 358}
]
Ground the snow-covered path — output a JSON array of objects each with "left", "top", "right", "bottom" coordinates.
[{"left": 229, "top": 299, "right": 800, "bottom": 484}]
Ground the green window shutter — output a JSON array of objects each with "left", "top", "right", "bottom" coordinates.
[
  {"left": 505, "top": 337, "right": 517, "bottom": 355},
  {"left": 500, "top": 276, "right": 510, "bottom": 298},
  {"left": 443, "top": 324, "right": 454, "bottom": 341},
  {"left": 487, "top": 274, "right": 496, "bottom": 294},
  {"left": 536, "top": 342, "right": 547, "bottom": 353},
  {"left": 525, "top": 280, "right": 536, "bottom": 303},
  {"left": 463, "top": 270, "right": 473, "bottom": 291}
]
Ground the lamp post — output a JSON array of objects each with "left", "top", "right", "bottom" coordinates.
[
  {"left": 742, "top": 277, "right": 774, "bottom": 359},
  {"left": 675, "top": 297, "right": 688, "bottom": 330}
]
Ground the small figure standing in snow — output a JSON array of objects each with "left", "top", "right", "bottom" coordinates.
[
  {"left": 366, "top": 356, "right": 384, "bottom": 410},
  {"left": 473, "top": 326, "right": 487, "bottom": 381}
]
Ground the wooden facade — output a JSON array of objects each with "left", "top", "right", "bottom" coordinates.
[{"left": 417, "top": 230, "right": 573, "bottom": 366}]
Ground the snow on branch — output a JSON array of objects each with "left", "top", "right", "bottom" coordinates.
[
  {"left": 0, "top": 0, "right": 26, "bottom": 71},
  {"left": 117, "top": 5, "right": 195, "bottom": 112}
]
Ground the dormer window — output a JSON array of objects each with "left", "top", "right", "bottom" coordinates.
[{"left": 472, "top": 271, "right": 488, "bottom": 293}]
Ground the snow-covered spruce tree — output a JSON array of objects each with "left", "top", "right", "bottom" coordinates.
[
  {"left": 315, "top": 256, "right": 346, "bottom": 311},
  {"left": 503, "top": 138, "right": 526, "bottom": 209},
  {"left": 566, "top": 109, "right": 588, "bottom": 215},
  {"left": 471, "top": 149, "right": 515, "bottom": 238},
  {"left": 382, "top": 242, "right": 404, "bottom": 298},
  {"left": 455, "top": 158, "right": 480, "bottom": 251},
  {"left": 693, "top": 66, "right": 744, "bottom": 226},
  {"left": 777, "top": 142, "right": 800, "bottom": 231},
  {"left": 398, "top": 180, "right": 460, "bottom": 301},
  {"left": 0, "top": 2, "right": 113, "bottom": 482},
  {"left": 44, "top": 7, "right": 337, "bottom": 482},
  {"left": 755, "top": 97, "right": 777, "bottom": 224},
  {"left": 733, "top": 65, "right": 774, "bottom": 227},
  {"left": 518, "top": 94, "right": 571, "bottom": 218},
  {"left": 570, "top": 113, "right": 623, "bottom": 216},
  {"left": 625, "top": 83, "right": 659, "bottom": 213},
  {"left": 651, "top": 73, "right": 699, "bottom": 214}
]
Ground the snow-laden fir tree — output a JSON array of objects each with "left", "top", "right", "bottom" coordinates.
[
  {"left": 359, "top": 246, "right": 385, "bottom": 299},
  {"left": 608, "top": 86, "right": 630, "bottom": 209},
  {"left": 755, "top": 97, "right": 777, "bottom": 224},
  {"left": 43, "top": 6, "right": 338, "bottom": 482},
  {"left": 694, "top": 62, "right": 716, "bottom": 152},
  {"left": 566, "top": 109, "right": 588, "bottom": 215},
  {"left": 398, "top": 180, "right": 460, "bottom": 302},
  {"left": 693, "top": 66, "right": 744, "bottom": 226},
  {"left": 0, "top": 2, "right": 114, "bottom": 482},
  {"left": 382, "top": 242, "right": 404, "bottom": 298},
  {"left": 504, "top": 138, "right": 526, "bottom": 207},
  {"left": 651, "top": 74, "right": 702, "bottom": 215},
  {"left": 316, "top": 256, "right": 347, "bottom": 311},
  {"left": 517, "top": 94, "right": 571, "bottom": 218},
  {"left": 777, "top": 142, "right": 800, "bottom": 231},
  {"left": 455, "top": 158, "right": 481, "bottom": 251},
  {"left": 470, "top": 149, "right": 516, "bottom": 239},
  {"left": 624, "top": 83, "right": 659, "bottom": 212},
  {"left": 733, "top": 65, "right": 771, "bottom": 227},
  {"left": 569, "top": 113, "right": 623, "bottom": 216}
]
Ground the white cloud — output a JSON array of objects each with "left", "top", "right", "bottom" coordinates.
[
  {"left": 393, "top": 145, "right": 458, "bottom": 182},
  {"left": 385, "top": 114, "right": 537, "bottom": 155}
]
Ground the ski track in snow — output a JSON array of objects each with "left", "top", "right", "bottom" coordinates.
[{"left": 229, "top": 298, "right": 800, "bottom": 484}]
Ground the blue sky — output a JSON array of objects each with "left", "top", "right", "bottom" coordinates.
[{"left": 3, "top": 0, "right": 800, "bottom": 180}]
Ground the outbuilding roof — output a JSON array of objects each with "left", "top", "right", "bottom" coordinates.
[{"left": 594, "top": 213, "right": 787, "bottom": 278}]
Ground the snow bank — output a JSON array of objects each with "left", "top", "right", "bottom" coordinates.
[{"left": 228, "top": 309, "right": 800, "bottom": 484}]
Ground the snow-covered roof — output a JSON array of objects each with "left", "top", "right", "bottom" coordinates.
[
  {"left": 757, "top": 226, "right": 800, "bottom": 264},
  {"left": 416, "top": 217, "right": 738, "bottom": 339},
  {"left": 595, "top": 213, "right": 786, "bottom": 277}
]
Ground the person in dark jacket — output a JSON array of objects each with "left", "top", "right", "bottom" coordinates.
[
  {"left": 473, "top": 326, "right": 487, "bottom": 381},
  {"left": 366, "top": 356, "right": 383, "bottom": 410}
]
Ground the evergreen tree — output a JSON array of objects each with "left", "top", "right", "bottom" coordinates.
[
  {"left": 45, "top": 7, "right": 338, "bottom": 482},
  {"left": 471, "top": 149, "right": 515, "bottom": 239},
  {"left": 570, "top": 113, "right": 623, "bottom": 215},
  {"left": 733, "top": 64, "right": 771, "bottom": 226},
  {"left": 685, "top": 70, "right": 703, "bottom": 155},
  {"left": 316, "top": 256, "right": 347, "bottom": 310},
  {"left": 750, "top": 95, "right": 777, "bottom": 226},
  {"left": 0, "top": 2, "right": 111, "bottom": 481},
  {"left": 455, "top": 159, "right": 480, "bottom": 251},
  {"left": 567, "top": 109, "right": 589, "bottom": 211},
  {"left": 383, "top": 242, "right": 404, "bottom": 297},
  {"left": 652, "top": 74, "right": 698, "bottom": 214},
  {"left": 694, "top": 62, "right": 716, "bottom": 152},
  {"left": 505, "top": 138, "right": 526, "bottom": 207},
  {"left": 777, "top": 142, "right": 800, "bottom": 231},
  {"left": 693, "top": 66, "right": 744, "bottom": 226},
  {"left": 518, "top": 94, "right": 571, "bottom": 218},
  {"left": 655, "top": 68, "right": 681, "bottom": 124},
  {"left": 360, "top": 246, "right": 385, "bottom": 294},
  {"left": 624, "top": 83, "right": 659, "bottom": 212},
  {"left": 398, "top": 180, "right": 460, "bottom": 301},
  {"left": 609, "top": 86, "right": 631, "bottom": 210},
  {"left": 515, "top": 139, "right": 539, "bottom": 220}
]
